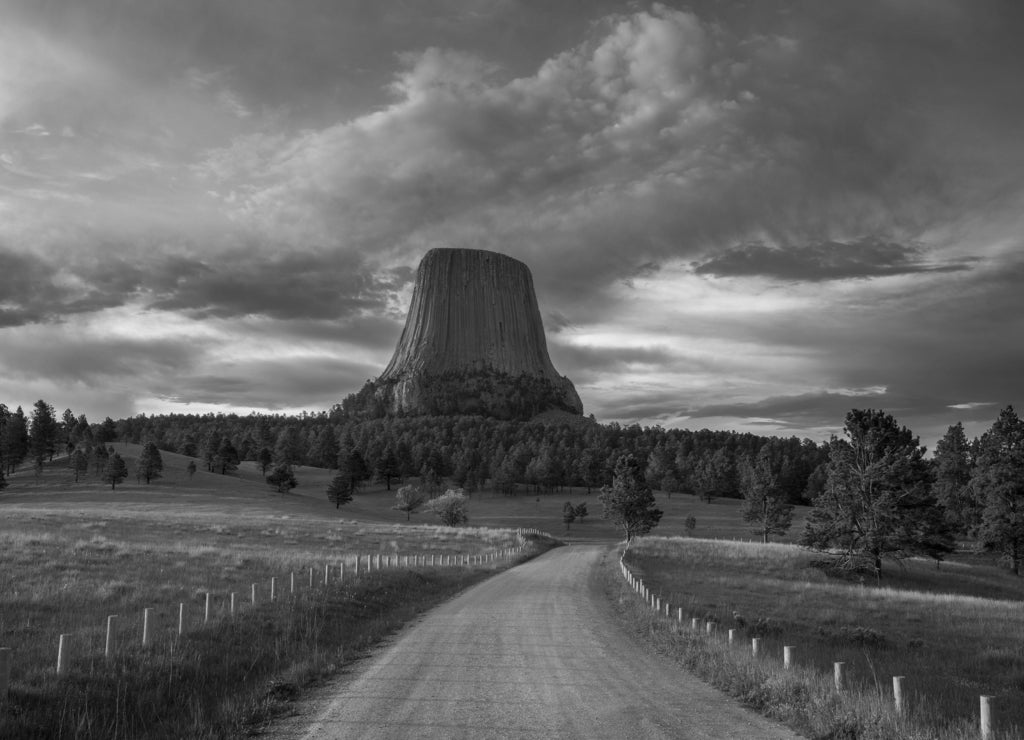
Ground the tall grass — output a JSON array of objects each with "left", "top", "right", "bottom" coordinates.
[
  {"left": 0, "top": 508, "right": 539, "bottom": 739},
  {"left": 616, "top": 537, "right": 1024, "bottom": 739}
]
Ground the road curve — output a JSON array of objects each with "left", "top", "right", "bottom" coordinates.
[{"left": 273, "top": 545, "right": 799, "bottom": 740}]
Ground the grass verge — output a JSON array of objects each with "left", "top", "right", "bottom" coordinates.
[{"left": 605, "top": 537, "right": 1024, "bottom": 740}]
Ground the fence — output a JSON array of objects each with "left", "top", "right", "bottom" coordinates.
[
  {"left": 619, "top": 554, "right": 1001, "bottom": 740},
  {"left": 0, "top": 538, "right": 534, "bottom": 701}
]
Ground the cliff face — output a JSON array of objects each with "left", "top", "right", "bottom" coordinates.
[{"left": 357, "top": 248, "right": 582, "bottom": 420}]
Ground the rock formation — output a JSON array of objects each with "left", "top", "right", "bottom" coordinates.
[{"left": 347, "top": 248, "right": 582, "bottom": 420}]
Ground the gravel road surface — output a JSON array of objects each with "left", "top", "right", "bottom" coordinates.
[{"left": 271, "top": 544, "right": 800, "bottom": 739}]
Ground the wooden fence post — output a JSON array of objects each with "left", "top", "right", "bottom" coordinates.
[
  {"left": 340, "top": 563, "right": 345, "bottom": 583},
  {"left": 230, "top": 592, "right": 236, "bottom": 617},
  {"left": 251, "top": 583, "right": 256, "bottom": 605},
  {"left": 893, "top": 676, "right": 905, "bottom": 714},
  {"left": 0, "top": 646, "right": 10, "bottom": 699},
  {"left": 834, "top": 662, "right": 845, "bottom": 692},
  {"left": 204, "top": 592, "right": 211, "bottom": 623},
  {"left": 784, "top": 645, "right": 794, "bottom": 669},
  {"left": 691, "top": 617, "right": 699, "bottom": 630},
  {"left": 106, "top": 615, "right": 118, "bottom": 657},
  {"left": 309, "top": 567, "right": 315, "bottom": 588},
  {"left": 324, "top": 564, "right": 330, "bottom": 586},
  {"left": 752, "top": 637, "right": 761, "bottom": 657},
  {"left": 980, "top": 696, "right": 993, "bottom": 740},
  {"left": 706, "top": 621, "right": 717, "bottom": 635},
  {"left": 290, "top": 572, "right": 295, "bottom": 594},
  {"left": 142, "top": 608, "right": 154, "bottom": 646},
  {"left": 56, "top": 634, "right": 70, "bottom": 674},
  {"left": 178, "top": 603, "right": 185, "bottom": 635},
  {"left": 728, "top": 628, "right": 735, "bottom": 645},
  {"left": 271, "top": 577, "right": 277, "bottom": 602}
]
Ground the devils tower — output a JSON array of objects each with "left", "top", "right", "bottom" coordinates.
[{"left": 346, "top": 248, "right": 582, "bottom": 420}]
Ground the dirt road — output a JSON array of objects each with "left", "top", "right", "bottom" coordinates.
[{"left": 272, "top": 545, "right": 800, "bottom": 739}]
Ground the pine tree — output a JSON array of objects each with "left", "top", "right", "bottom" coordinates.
[
  {"left": 29, "top": 399, "right": 58, "bottom": 465},
  {"left": 598, "top": 454, "right": 663, "bottom": 548},
  {"left": 215, "top": 438, "right": 239, "bottom": 475},
  {"left": 69, "top": 449, "right": 88, "bottom": 482},
  {"left": 326, "top": 472, "right": 355, "bottom": 508},
  {"left": 267, "top": 463, "right": 298, "bottom": 493},
  {"left": 137, "top": 442, "right": 164, "bottom": 483},
  {"left": 801, "top": 409, "right": 953, "bottom": 579},
  {"left": 104, "top": 452, "right": 128, "bottom": 490},
  {"left": 739, "top": 448, "right": 793, "bottom": 543},
  {"left": 971, "top": 406, "right": 1024, "bottom": 575},
  {"left": 933, "top": 422, "right": 977, "bottom": 534}
]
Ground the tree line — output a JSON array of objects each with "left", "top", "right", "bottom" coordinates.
[{"left": 93, "top": 410, "right": 831, "bottom": 504}]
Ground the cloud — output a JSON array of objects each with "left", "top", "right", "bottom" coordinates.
[{"left": 692, "top": 238, "right": 977, "bottom": 282}]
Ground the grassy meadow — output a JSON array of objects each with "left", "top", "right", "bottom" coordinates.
[
  {"left": 616, "top": 537, "right": 1024, "bottom": 739},
  {"left": 0, "top": 450, "right": 545, "bottom": 739}
]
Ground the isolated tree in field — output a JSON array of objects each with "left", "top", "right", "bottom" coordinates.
[
  {"left": 186, "top": 459, "right": 197, "bottom": 479},
  {"left": 29, "top": 399, "right": 58, "bottom": 466},
  {"left": 562, "top": 501, "right": 576, "bottom": 531},
  {"left": 801, "top": 409, "right": 953, "bottom": 580},
  {"left": 104, "top": 452, "right": 128, "bottom": 490},
  {"left": 971, "top": 406, "right": 1024, "bottom": 575},
  {"left": 267, "top": 463, "right": 298, "bottom": 494},
  {"left": 739, "top": 448, "right": 793, "bottom": 543},
  {"left": 69, "top": 449, "right": 88, "bottom": 482},
  {"left": 684, "top": 516, "right": 697, "bottom": 536},
  {"left": 326, "top": 472, "right": 355, "bottom": 508},
  {"left": 137, "top": 442, "right": 164, "bottom": 483},
  {"left": 599, "top": 454, "right": 663, "bottom": 548},
  {"left": 574, "top": 501, "right": 588, "bottom": 523},
  {"left": 933, "top": 422, "right": 977, "bottom": 534},
  {"left": 256, "top": 447, "right": 274, "bottom": 479},
  {"left": 426, "top": 488, "right": 469, "bottom": 526},
  {"left": 393, "top": 484, "right": 426, "bottom": 520}
]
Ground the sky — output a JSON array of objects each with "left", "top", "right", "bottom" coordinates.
[{"left": 2, "top": 0, "right": 1023, "bottom": 449}]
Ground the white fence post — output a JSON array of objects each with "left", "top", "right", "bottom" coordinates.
[
  {"left": 142, "top": 608, "right": 154, "bottom": 646},
  {"left": 178, "top": 603, "right": 185, "bottom": 635},
  {"left": 106, "top": 615, "right": 118, "bottom": 657},
  {"left": 752, "top": 637, "right": 761, "bottom": 657},
  {"left": 230, "top": 592, "right": 236, "bottom": 617},
  {"left": 56, "top": 634, "right": 70, "bottom": 674},
  {"left": 271, "top": 577, "right": 277, "bottom": 602},
  {"left": 834, "top": 662, "right": 845, "bottom": 692},
  {"left": 893, "top": 675, "right": 905, "bottom": 713},
  {"left": 980, "top": 696, "right": 993, "bottom": 740},
  {"left": 784, "top": 645, "right": 794, "bottom": 669},
  {"left": 204, "top": 592, "right": 211, "bottom": 623}
]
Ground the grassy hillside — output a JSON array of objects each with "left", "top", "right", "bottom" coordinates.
[
  {"left": 618, "top": 537, "right": 1024, "bottom": 739},
  {"left": 0, "top": 451, "right": 547, "bottom": 739},
  {"left": 1, "top": 442, "right": 811, "bottom": 540}
]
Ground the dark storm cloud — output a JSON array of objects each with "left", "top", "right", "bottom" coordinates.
[
  {"left": 144, "top": 252, "right": 390, "bottom": 321},
  {"left": 692, "top": 239, "right": 978, "bottom": 282},
  {"left": 1, "top": 334, "right": 201, "bottom": 384},
  {"left": 157, "top": 356, "right": 381, "bottom": 410},
  {"left": 0, "top": 249, "right": 124, "bottom": 327}
]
